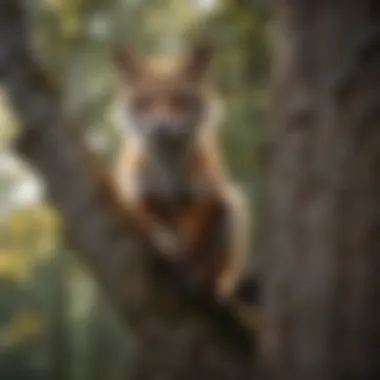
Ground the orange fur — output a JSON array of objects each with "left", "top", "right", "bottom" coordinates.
[{"left": 112, "top": 44, "right": 249, "bottom": 299}]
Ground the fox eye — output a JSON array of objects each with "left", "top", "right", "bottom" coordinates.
[
  {"left": 132, "top": 94, "right": 152, "bottom": 112},
  {"left": 171, "top": 93, "right": 198, "bottom": 111},
  {"left": 172, "top": 94, "right": 190, "bottom": 109}
]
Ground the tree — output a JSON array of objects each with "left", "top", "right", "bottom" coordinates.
[{"left": 259, "top": 1, "right": 380, "bottom": 379}]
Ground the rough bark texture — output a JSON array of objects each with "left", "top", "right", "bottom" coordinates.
[
  {"left": 0, "top": 1, "right": 258, "bottom": 380},
  {"left": 261, "top": 1, "right": 380, "bottom": 379}
]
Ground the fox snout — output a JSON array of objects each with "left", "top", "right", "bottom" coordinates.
[
  {"left": 149, "top": 118, "right": 189, "bottom": 145},
  {"left": 152, "top": 119, "right": 177, "bottom": 138}
]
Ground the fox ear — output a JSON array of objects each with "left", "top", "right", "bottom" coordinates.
[
  {"left": 111, "top": 45, "right": 141, "bottom": 82},
  {"left": 185, "top": 41, "right": 214, "bottom": 81}
]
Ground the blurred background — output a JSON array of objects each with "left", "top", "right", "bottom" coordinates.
[{"left": 0, "top": 1, "right": 269, "bottom": 379}]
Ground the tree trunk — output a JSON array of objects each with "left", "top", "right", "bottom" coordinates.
[{"left": 260, "top": 1, "right": 380, "bottom": 379}]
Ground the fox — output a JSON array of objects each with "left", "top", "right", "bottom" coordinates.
[{"left": 111, "top": 42, "right": 250, "bottom": 300}]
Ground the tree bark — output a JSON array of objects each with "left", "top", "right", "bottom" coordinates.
[
  {"left": 0, "top": 1, "right": 258, "bottom": 379},
  {"left": 48, "top": 252, "right": 70, "bottom": 380},
  {"left": 261, "top": 1, "right": 380, "bottom": 379}
]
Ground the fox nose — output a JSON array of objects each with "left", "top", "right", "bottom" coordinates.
[{"left": 153, "top": 121, "right": 175, "bottom": 140}]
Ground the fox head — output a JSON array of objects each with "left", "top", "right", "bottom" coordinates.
[{"left": 112, "top": 42, "right": 221, "bottom": 153}]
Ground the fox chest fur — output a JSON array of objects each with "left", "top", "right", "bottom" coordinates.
[{"left": 117, "top": 143, "right": 223, "bottom": 256}]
